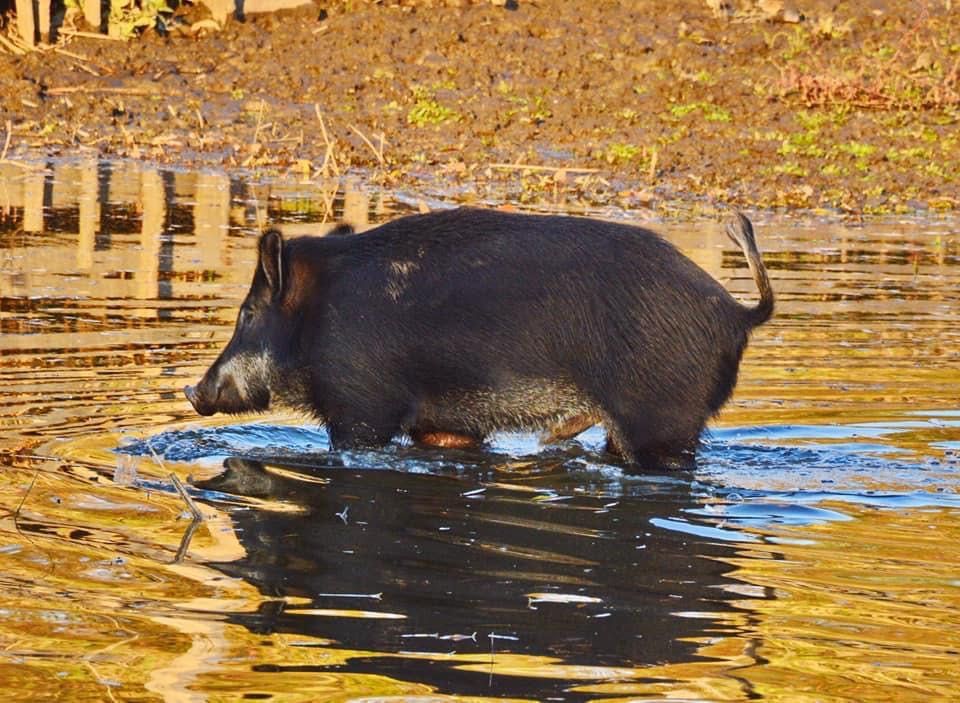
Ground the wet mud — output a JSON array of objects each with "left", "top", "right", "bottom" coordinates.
[{"left": 1, "top": 0, "right": 958, "bottom": 215}]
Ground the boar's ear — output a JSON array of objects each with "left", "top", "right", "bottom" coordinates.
[{"left": 257, "top": 229, "right": 284, "bottom": 300}]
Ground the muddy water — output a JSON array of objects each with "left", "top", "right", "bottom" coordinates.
[{"left": 1, "top": 159, "right": 959, "bottom": 702}]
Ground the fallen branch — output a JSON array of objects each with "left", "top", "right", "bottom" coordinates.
[
  {"left": 53, "top": 45, "right": 108, "bottom": 74},
  {"left": 45, "top": 85, "right": 162, "bottom": 96},
  {"left": 70, "top": 60, "right": 101, "bottom": 77},
  {"left": 252, "top": 100, "right": 265, "bottom": 145},
  {"left": 0, "top": 120, "right": 12, "bottom": 161},
  {"left": 173, "top": 516, "right": 202, "bottom": 563},
  {"left": 57, "top": 29, "right": 124, "bottom": 41},
  {"left": 349, "top": 123, "right": 386, "bottom": 166},
  {"left": 314, "top": 104, "right": 341, "bottom": 177},
  {"left": 145, "top": 438, "right": 203, "bottom": 521},
  {"left": 488, "top": 162, "right": 601, "bottom": 173},
  {"left": 168, "top": 472, "right": 203, "bottom": 522},
  {"left": 0, "top": 32, "right": 27, "bottom": 55}
]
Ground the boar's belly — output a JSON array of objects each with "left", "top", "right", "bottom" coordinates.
[{"left": 414, "top": 378, "right": 600, "bottom": 435}]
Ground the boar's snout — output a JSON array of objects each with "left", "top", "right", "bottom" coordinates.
[
  {"left": 184, "top": 362, "right": 270, "bottom": 416},
  {"left": 184, "top": 384, "right": 215, "bottom": 416}
]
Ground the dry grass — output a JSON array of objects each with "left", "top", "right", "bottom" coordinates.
[
  {"left": 779, "top": 58, "right": 960, "bottom": 111},
  {"left": 774, "top": 6, "right": 960, "bottom": 111}
]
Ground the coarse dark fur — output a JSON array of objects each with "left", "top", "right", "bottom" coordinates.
[{"left": 185, "top": 208, "right": 773, "bottom": 469}]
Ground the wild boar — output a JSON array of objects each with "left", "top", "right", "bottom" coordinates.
[{"left": 184, "top": 208, "right": 773, "bottom": 469}]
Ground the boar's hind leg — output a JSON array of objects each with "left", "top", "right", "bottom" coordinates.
[
  {"left": 605, "top": 411, "right": 700, "bottom": 472},
  {"left": 626, "top": 442, "right": 698, "bottom": 472}
]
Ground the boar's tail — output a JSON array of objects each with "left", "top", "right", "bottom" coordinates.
[{"left": 725, "top": 211, "right": 774, "bottom": 328}]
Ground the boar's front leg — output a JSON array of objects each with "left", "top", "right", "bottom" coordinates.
[
  {"left": 327, "top": 414, "right": 403, "bottom": 450},
  {"left": 318, "top": 370, "right": 412, "bottom": 450},
  {"left": 324, "top": 394, "right": 409, "bottom": 450}
]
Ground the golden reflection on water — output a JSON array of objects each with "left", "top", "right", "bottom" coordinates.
[
  {"left": 565, "top": 505, "right": 960, "bottom": 702},
  {"left": 727, "top": 506, "right": 960, "bottom": 703},
  {"left": 1, "top": 159, "right": 960, "bottom": 701},
  {"left": 0, "top": 460, "right": 523, "bottom": 702}
]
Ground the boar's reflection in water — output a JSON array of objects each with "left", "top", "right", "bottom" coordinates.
[
  {"left": 185, "top": 208, "right": 773, "bottom": 469},
  {"left": 194, "top": 456, "right": 743, "bottom": 690}
]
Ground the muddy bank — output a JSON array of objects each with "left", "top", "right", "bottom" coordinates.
[{"left": 1, "top": 0, "right": 958, "bottom": 215}]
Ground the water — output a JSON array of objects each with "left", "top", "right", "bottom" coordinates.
[{"left": 1, "top": 159, "right": 959, "bottom": 701}]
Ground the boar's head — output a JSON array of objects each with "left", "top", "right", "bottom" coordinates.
[{"left": 185, "top": 229, "right": 293, "bottom": 416}]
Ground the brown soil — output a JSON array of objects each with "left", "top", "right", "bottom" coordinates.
[{"left": 2, "top": 0, "right": 958, "bottom": 215}]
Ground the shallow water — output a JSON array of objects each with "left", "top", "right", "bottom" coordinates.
[{"left": 1, "top": 159, "right": 959, "bottom": 702}]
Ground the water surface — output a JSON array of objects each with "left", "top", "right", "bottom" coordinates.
[{"left": 1, "top": 159, "right": 959, "bottom": 701}]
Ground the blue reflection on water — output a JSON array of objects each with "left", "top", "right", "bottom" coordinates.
[{"left": 119, "top": 411, "right": 960, "bottom": 543}]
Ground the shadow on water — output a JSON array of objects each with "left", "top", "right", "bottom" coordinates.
[
  {"left": 198, "top": 458, "right": 728, "bottom": 694},
  {"left": 120, "top": 429, "right": 750, "bottom": 698}
]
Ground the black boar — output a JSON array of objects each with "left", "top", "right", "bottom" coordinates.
[{"left": 184, "top": 208, "right": 773, "bottom": 469}]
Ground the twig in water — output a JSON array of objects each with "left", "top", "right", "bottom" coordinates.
[
  {"left": 335, "top": 506, "right": 349, "bottom": 524},
  {"left": 254, "top": 197, "right": 266, "bottom": 231},
  {"left": 173, "top": 515, "right": 202, "bottom": 563},
  {"left": 317, "top": 177, "right": 338, "bottom": 224},
  {"left": 315, "top": 592, "right": 383, "bottom": 599},
  {"left": 13, "top": 471, "right": 40, "bottom": 528},
  {"left": 487, "top": 632, "right": 519, "bottom": 686},
  {"left": 9, "top": 468, "right": 53, "bottom": 565},
  {"left": 145, "top": 438, "right": 166, "bottom": 470},
  {"left": 45, "top": 86, "right": 157, "bottom": 96},
  {"left": 145, "top": 439, "right": 204, "bottom": 562},
  {"left": 488, "top": 162, "right": 600, "bottom": 173},
  {"left": 145, "top": 439, "right": 203, "bottom": 521},
  {"left": 169, "top": 472, "right": 203, "bottom": 522},
  {"left": 0, "top": 121, "right": 12, "bottom": 161},
  {"left": 349, "top": 124, "right": 386, "bottom": 166},
  {"left": 488, "top": 631, "right": 494, "bottom": 685},
  {"left": 314, "top": 104, "right": 341, "bottom": 177},
  {"left": 253, "top": 100, "right": 265, "bottom": 145},
  {"left": 83, "top": 660, "right": 119, "bottom": 703}
]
